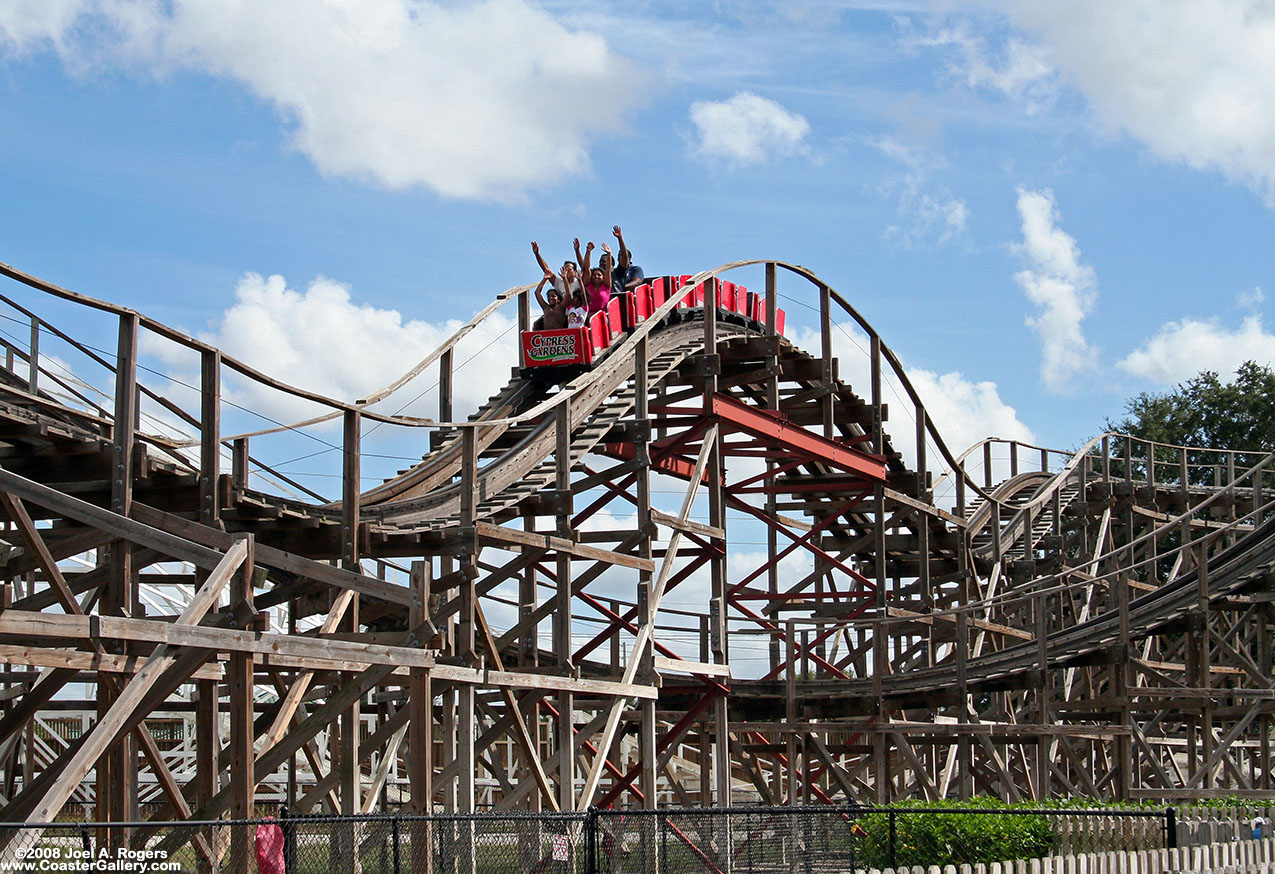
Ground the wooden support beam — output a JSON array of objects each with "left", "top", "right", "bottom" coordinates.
[
  {"left": 408, "top": 560, "right": 433, "bottom": 826},
  {"left": 577, "top": 426, "right": 719, "bottom": 809},
  {"left": 471, "top": 600, "right": 559, "bottom": 811},
  {"left": 475, "top": 521, "right": 654, "bottom": 571},
  {"left": 260, "top": 589, "right": 356, "bottom": 752},
  {"left": 19, "top": 536, "right": 243, "bottom": 824},
  {"left": 131, "top": 503, "right": 414, "bottom": 606}
]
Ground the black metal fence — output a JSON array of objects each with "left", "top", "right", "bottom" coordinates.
[{"left": 0, "top": 806, "right": 1176, "bottom": 873}]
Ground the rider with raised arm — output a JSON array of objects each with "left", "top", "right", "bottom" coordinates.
[
  {"left": 579, "top": 240, "right": 613, "bottom": 315},
  {"left": 531, "top": 241, "right": 581, "bottom": 302},
  {"left": 531, "top": 271, "right": 566, "bottom": 330},
  {"left": 611, "top": 225, "right": 645, "bottom": 293}
]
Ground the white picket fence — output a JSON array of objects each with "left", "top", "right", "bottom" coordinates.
[
  {"left": 855, "top": 835, "right": 1275, "bottom": 874},
  {"left": 1176, "top": 806, "right": 1274, "bottom": 846}
]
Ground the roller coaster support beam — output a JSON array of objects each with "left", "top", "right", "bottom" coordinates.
[
  {"left": 338, "top": 411, "right": 362, "bottom": 822},
  {"left": 764, "top": 263, "right": 783, "bottom": 677},
  {"left": 101, "top": 310, "right": 138, "bottom": 842},
  {"left": 702, "top": 282, "right": 733, "bottom": 818},
  {"left": 228, "top": 535, "right": 256, "bottom": 874},
  {"left": 577, "top": 424, "right": 720, "bottom": 809},
  {"left": 459, "top": 425, "right": 479, "bottom": 859},
  {"left": 709, "top": 394, "right": 887, "bottom": 480},
  {"left": 554, "top": 404, "right": 575, "bottom": 813},
  {"left": 196, "top": 347, "right": 221, "bottom": 861},
  {"left": 635, "top": 335, "right": 660, "bottom": 816}
]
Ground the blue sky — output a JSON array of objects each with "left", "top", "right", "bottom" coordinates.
[{"left": 4, "top": 0, "right": 1275, "bottom": 466}]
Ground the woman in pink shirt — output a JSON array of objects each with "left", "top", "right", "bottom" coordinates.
[{"left": 577, "top": 240, "right": 614, "bottom": 314}]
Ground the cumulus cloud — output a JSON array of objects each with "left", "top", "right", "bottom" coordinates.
[
  {"left": 948, "top": 1, "right": 1275, "bottom": 204},
  {"left": 790, "top": 320, "right": 1035, "bottom": 474},
  {"left": 178, "top": 272, "right": 517, "bottom": 425},
  {"left": 1012, "top": 187, "right": 1098, "bottom": 392},
  {"left": 0, "top": 0, "right": 644, "bottom": 201},
  {"left": 906, "top": 366, "right": 1035, "bottom": 453},
  {"left": 1119, "top": 315, "right": 1275, "bottom": 384},
  {"left": 687, "top": 91, "right": 810, "bottom": 166}
]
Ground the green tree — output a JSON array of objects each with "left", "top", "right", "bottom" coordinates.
[
  {"left": 1108, "top": 361, "right": 1275, "bottom": 452},
  {"left": 1102, "top": 362, "right": 1275, "bottom": 583}
]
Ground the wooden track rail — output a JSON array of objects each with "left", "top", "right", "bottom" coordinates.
[{"left": 0, "top": 257, "right": 1274, "bottom": 865}]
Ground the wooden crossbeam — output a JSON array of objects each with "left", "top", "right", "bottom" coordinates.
[
  {"left": 0, "top": 465, "right": 225, "bottom": 568},
  {"left": 0, "top": 644, "right": 220, "bottom": 680},
  {"left": 475, "top": 521, "right": 655, "bottom": 571},
  {"left": 21, "top": 539, "right": 245, "bottom": 823},
  {"left": 887, "top": 606, "right": 1033, "bottom": 642},
  {"left": 131, "top": 503, "right": 414, "bottom": 606}
]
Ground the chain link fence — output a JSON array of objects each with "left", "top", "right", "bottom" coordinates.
[{"left": 0, "top": 806, "right": 1174, "bottom": 873}]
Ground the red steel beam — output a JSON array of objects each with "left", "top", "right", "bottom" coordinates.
[
  {"left": 709, "top": 393, "right": 886, "bottom": 482},
  {"left": 594, "top": 681, "right": 727, "bottom": 808}
]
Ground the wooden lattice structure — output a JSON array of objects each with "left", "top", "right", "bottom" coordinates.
[{"left": 1, "top": 258, "right": 1274, "bottom": 865}]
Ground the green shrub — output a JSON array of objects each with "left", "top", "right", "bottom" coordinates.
[{"left": 850, "top": 799, "right": 1055, "bottom": 868}]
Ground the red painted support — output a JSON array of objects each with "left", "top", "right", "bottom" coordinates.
[
  {"left": 709, "top": 394, "right": 886, "bottom": 482},
  {"left": 593, "top": 682, "right": 727, "bottom": 808},
  {"left": 746, "top": 731, "right": 840, "bottom": 805},
  {"left": 730, "top": 597, "right": 852, "bottom": 679},
  {"left": 603, "top": 443, "right": 707, "bottom": 482},
  {"left": 726, "top": 496, "right": 874, "bottom": 591}
]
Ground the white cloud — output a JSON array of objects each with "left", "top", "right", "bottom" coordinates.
[
  {"left": 917, "top": 22, "right": 1056, "bottom": 114},
  {"left": 0, "top": 0, "right": 86, "bottom": 53},
  {"left": 1119, "top": 315, "right": 1275, "bottom": 384},
  {"left": 0, "top": 0, "right": 644, "bottom": 201},
  {"left": 955, "top": 1, "right": 1275, "bottom": 204},
  {"left": 907, "top": 366, "right": 1035, "bottom": 453},
  {"left": 189, "top": 272, "right": 517, "bottom": 424},
  {"left": 791, "top": 320, "right": 1035, "bottom": 473},
  {"left": 875, "top": 137, "right": 968, "bottom": 247},
  {"left": 1012, "top": 187, "right": 1098, "bottom": 392},
  {"left": 687, "top": 91, "right": 810, "bottom": 166},
  {"left": 1238, "top": 286, "right": 1266, "bottom": 311}
]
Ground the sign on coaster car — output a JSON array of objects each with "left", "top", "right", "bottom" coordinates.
[{"left": 521, "top": 327, "right": 592, "bottom": 368}]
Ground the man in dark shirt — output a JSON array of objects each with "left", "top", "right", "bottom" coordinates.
[{"left": 611, "top": 225, "right": 645, "bottom": 293}]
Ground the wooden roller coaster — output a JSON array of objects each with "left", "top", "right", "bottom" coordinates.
[{"left": 0, "top": 256, "right": 1273, "bottom": 860}]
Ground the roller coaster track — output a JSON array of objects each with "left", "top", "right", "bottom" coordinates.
[{"left": 0, "top": 254, "right": 1273, "bottom": 859}]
